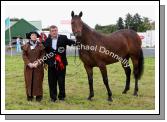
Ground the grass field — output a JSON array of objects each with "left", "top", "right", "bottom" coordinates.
[{"left": 5, "top": 55, "right": 155, "bottom": 110}]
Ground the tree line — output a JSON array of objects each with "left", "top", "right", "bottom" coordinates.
[{"left": 95, "top": 13, "right": 155, "bottom": 34}]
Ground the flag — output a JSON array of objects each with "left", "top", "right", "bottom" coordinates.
[
  {"left": 5, "top": 17, "right": 10, "bottom": 28},
  {"left": 5, "top": 17, "right": 12, "bottom": 56}
]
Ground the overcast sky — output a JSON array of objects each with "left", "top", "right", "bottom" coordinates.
[{"left": 4, "top": 1, "right": 158, "bottom": 32}]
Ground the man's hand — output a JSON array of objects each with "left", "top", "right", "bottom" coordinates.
[{"left": 73, "top": 41, "right": 80, "bottom": 46}]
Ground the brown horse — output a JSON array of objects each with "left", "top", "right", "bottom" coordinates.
[{"left": 71, "top": 11, "right": 144, "bottom": 101}]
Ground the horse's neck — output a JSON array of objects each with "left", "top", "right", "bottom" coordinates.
[{"left": 79, "top": 22, "right": 93, "bottom": 45}]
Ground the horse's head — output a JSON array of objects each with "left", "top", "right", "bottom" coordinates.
[{"left": 71, "top": 11, "right": 83, "bottom": 37}]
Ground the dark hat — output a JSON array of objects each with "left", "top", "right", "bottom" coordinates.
[{"left": 26, "top": 31, "right": 40, "bottom": 39}]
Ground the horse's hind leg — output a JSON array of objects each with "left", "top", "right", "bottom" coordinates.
[
  {"left": 84, "top": 64, "right": 94, "bottom": 100},
  {"left": 131, "top": 56, "right": 139, "bottom": 96},
  {"left": 99, "top": 65, "right": 112, "bottom": 101},
  {"left": 122, "top": 57, "right": 131, "bottom": 94}
]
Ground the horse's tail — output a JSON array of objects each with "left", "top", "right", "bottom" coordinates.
[{"left": 135, "top": 48, "right": 144, "bottom": 80}]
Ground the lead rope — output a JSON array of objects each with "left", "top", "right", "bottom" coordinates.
[
  {"left": 66, "top": 43, "right": 82, "bottom": 80},
  {"left": 74, "top": 44, "right": 82, "bottom": 67},
  {"left": 66, "top": 41, "right": 82, "bottom": 81}
]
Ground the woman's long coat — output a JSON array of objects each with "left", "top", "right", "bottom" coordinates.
[{"left": 22, "top": 41, "right": 45, "bottom": 96}]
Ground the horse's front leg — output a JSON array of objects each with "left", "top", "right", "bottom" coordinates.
[
  {"left": 84, "top": 64, "right": 94, "bottom": 100},
  {"left": 99, "top": 65, "right": 113, "bottom": 101}
]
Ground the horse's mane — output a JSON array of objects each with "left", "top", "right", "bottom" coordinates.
[
  {"left": 82, "top": 21, "right": 107, "bottom": 38},
  {"left": 82, "top": 22, "right": 93, "bottom": 32}
]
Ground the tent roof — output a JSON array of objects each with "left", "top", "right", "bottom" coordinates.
[{"left": 5, "top": 19, "right": 39, "bottom": 44}]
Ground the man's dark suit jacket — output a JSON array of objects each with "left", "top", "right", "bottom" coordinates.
[{"left": 43, "top": 35, "right": 75, "bottom": 67}]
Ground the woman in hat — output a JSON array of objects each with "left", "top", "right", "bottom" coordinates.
[{"left": 22, "top": 31, "right": 45, "bottom": 102}]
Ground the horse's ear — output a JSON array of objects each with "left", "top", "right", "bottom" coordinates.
[
  {"left": 79, "top": 11, "right": 83, "bottom": 17},
  {"left": 71, "top": 11, "right": 74, "bottom": 18}
]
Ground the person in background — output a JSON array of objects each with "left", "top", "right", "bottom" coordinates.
[
  {"left": 16, "top": 36, "right": 21, "bottom": 52},
  {"left": 21, "top": 32, "right": 45, "bottom": 102},
  {"left": 39, "top": 32, "right": 47, "bottom": 43}
]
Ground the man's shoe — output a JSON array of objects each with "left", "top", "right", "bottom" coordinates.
[
  {"left": 59, "top": 98, "right": 65, "bottom": 101},
  {"left": 51, "top": 98, "right": 57, "bottom": 102}
]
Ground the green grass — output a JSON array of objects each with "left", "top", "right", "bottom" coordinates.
[{"left": 5, "top": 55, "right": 155, "bottom": 110}]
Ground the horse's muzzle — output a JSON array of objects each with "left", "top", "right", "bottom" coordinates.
[{"left": 74, "top": 32, "right": 82, "bottom": 37}]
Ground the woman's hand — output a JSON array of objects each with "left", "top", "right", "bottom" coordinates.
[
  {"left": 33, "top": 62, "right": 38, "bottom": 68},
  {"left": 28, "top": 63, "right": 34, "bottom": 68},
  {"left": 28, "top": 62, "right": 38, "bottom": 68}
]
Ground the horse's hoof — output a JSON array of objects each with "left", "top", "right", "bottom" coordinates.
[
  {"left": 108, "top": 97, "right": 113, "bottom": 102},
  {"left": 122, "top": 88, "right": 129, "bottom": 94},
  {"left": 133, "top": 93, "right": 138, "bottom": 96},
  {"left": 87, "top": 97, "right": 93, "bottom": 101},
  {"left": 122, "top": 90, "right": 127, "bottom": 94}
]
